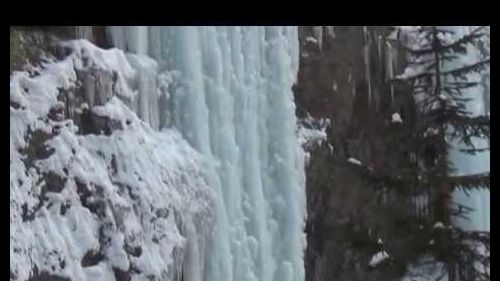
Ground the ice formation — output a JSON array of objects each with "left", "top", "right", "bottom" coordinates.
[{"left": 105, "top": 26, "right": 306, "bottom": 281}]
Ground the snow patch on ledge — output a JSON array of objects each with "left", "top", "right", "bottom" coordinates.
[
  {"left": 298, "top": 114, "right": 330, "bottom": 149},
  {"left": 305, "top": 36, "right": 318, "bottom": 44},
  {"left": 391, "top": 112, "right": 403, "bottom": 123},
  {"left": 369, "top": 250, "right": 390, "bottom": 267},
  {"left": 347, "top": 158, "right": 362, "bottom": 166},
  {"left": 433, "top": 222, "right": 445, "bottom": 229}
]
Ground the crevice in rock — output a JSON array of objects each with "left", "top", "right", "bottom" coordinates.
[
  {"left": 113, "top": 267, "right": 131, "bottom": 281},
  {"left": 124, "top": 243, "right": 142, "bottom": 258},
  {"left": 75, "top": 178, "right": 107, "bottom": 218},
  {"left": 81, "top": 248, "right": 104, "bottom": 267},
  {"left": 27, "top": 266, "right": 69, "bottom": 281},
  {"left": 18, "top": 129, "right": 55, "bottom": 170}
]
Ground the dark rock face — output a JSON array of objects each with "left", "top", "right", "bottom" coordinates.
[
  {"left": 81, "top": 249, "right": 104, "bottom": 267},
  {"left": 18, "top": 129, "right": 55, "bottom": 169},
  {"left": 27, "top": 267, "right": 70, "bottom": 281},
  {"left": 10, "top": 26, "right": 110, "bottom": 73},
  {"left": 68, "top": 68, "right": 122, "bottom": 135},
  {"left": 296, "top": 26, "right": 418, "bottom": 281},
  {"left": 56, "top": 80, "right": 121, "bottom": 136}
]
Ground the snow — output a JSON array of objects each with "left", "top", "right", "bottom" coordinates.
[
  {"left": 298, "top": 114, "right": 330, "bottom": 155},
  {"left": 399, "top": 26, "right": 421, "bottom": 32},
  {"left": 91, "top": 96, "right": 132, "bottom": 127},
  {"left": 423, "top": 127, "right": 439, "bottom": 137},
  {"left": 62, "top": 40, "right": 136, "bottom": 81},
  {"left": 298, "top": 126, "right": 328, "bottom": 148},
  {"left": 10, "top": 40, "right": 214, "bottom": 281},
  {"left": 347, "top": 158, "right": 362, "bottom": 166},
  {"left": 369, "top": 250, "right": 390, "bottom": 267},
  {"left": 433, "top": 222, "right": 445, "bottom": 229},
  {"left": 391, "top": 112, "right": 403, "bottom": 123},
  {"left": 306, "top": 36, "right": 318, "bottom": 44},
  {"left": 396, "top": 66, "right": 420, "bottom": 80},
  {"left": 328, "top": 143, "right": 334, "bottom": 154},
  {"left": 437, "top": 31, "right": 454, "bottom": 44}
]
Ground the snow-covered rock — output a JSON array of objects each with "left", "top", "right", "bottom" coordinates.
[
  {"left": 298, "top": 114, "right": 330, "bottom": 150},
  {"left": 347, "top": 158, "right": 362, "bottom": 166},
  {"left": 369, "top": 250, "right": 390, "bottom": 267},
  {"left": 433, "top": 222, "right": 445, "bottom": 229},
  {"left": 306, "top": 36, "right": 318, "bottom": 44},
  {"left": 391, "top": 112, "right": 403, "bottom": 123},
  {"left": 10, "top": 40, "right": 214, "bottom": 281}
]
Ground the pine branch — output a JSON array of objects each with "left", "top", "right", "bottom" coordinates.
[
  {"left": 443, "top": 81, "right": 480, "bottom": 89},
  {"left": 446, "top": 115, "right": 490, "bottom": 146},
  {"left": 441, "top": 58, "right": 490, "bottom": 78},
  {"left": 403, "top": 26, "right": 487, "bottom": 57},
  {"left": 394, "top": 69, "right": 433, "bottom": 81},
  {"left": 448, "top": 172, "right": 490, "bottom": 191},
  {"left": 441, "top": 26, "right": 487, "bottom": 50},
  {"left": 449, "top": 203, "right": 475, "bottom": 217},
  {"left": 441, "top": 54, "right": 460, "bottom": 62},
  {"left": 399, "top": 59, "right": 489, "bottom": 82},
  {"left": 434, "top": 28, "right": 456, "bottom": 35},
  {"left": 419, "top": 109, "right": 489, "bottom": 148},
  {"left": 458, "top": 147, "right": 490, "bottom": 155}
]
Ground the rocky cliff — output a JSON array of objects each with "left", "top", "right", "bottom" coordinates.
[
  {"left": 295, "top": 26, "right": 422, "bottom": 281},
  {"left": 10, "top": 28, "right": 214, "bottom": 281}
]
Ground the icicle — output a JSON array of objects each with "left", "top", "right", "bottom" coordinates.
[
  {"left": 363, "top": 27, "right": 372, "bottom": 107},
  {"left": 312, "top": 26, "right": 323, "bottom": 51},
  {"left": 386, "top": 41, "right": 395, "bottom": 106},
  {"left": 75, "top": 26, "right": 93, "bottom": 40},
  {"left": 325, "top": 26, "right": 335, "bottom": 39}
]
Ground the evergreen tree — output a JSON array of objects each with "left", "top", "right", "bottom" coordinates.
[{"left": 397, "top": 26, "right": 490, "bottom": 281}]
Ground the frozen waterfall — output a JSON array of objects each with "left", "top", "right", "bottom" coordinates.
[{"left": 106, "top": 27, "right": 306, "bottom": 281}]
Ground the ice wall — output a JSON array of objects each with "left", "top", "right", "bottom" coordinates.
[{"left": 107, "top": 27, "right": 305, "bottom": 281}]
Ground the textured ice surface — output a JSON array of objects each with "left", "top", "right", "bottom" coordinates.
[{"left": 107, "top": 26, "right": 306, "bottom": 281}]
